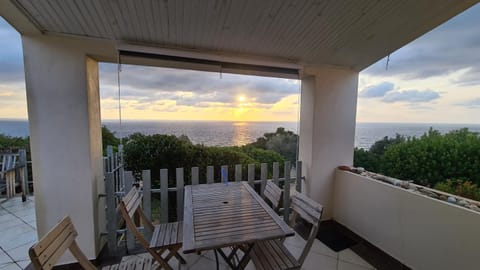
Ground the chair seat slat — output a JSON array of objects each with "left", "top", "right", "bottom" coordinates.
[{"left": 251, "top": 193, "right": 324, "bottom": 270}]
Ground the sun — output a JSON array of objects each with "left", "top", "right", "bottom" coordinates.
[{"left": 238, "top": 95, "right": 246, "bottom": 102}]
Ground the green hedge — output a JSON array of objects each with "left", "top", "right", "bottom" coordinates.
[
  {"left": 354, "top": 128, "right": 480, "bottom": 188},
  {"left": 122, "top": 133, "right": 285, "bottom": 186}
]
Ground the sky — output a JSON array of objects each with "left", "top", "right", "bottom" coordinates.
[{"left": 0, "top": 3, "right": 479, "bottom": 123}]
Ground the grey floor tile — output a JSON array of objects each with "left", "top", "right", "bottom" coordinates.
[
  {"left": 0, "top": 214, "right": 16, "bottom": 225},
  {"left": 3, "top": 235, "right": 36, "bottom": 252},
  {"left": 337, "top": 260, "right": 375, "bottom": 270},
  {"left": 0, "top": 263, "right": 21, "bottom": 270},
  {"left": 301, "top": 252, "right": 338, "bottom": 270},
  {"left": 11, "top": 210, "right": 35, "bottom": 220},
  {"left": 339, "top": 249, "right": 374, "bottom": 269},
  {"left": 0, "top": 219, "right": 25, "bottom": 232},
  {"left": 310, "top": 240, "right": 340, "bottom": 258},
  {"left": 4, "top": 242, "right": 31, "bottom": 262},
  {"left": 0, "top": 250, "right": 13, "bottom": 265},
  {"left": 15, "top": 260, "right": 30, "bottom": 269}
]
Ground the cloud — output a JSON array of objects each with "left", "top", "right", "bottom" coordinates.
[
  {"left": 362, "top": 4, "right": 480, "bottom": 86},
  {"left": 359, "top": 82, "right": 394, "bottom": 98},
  {"left": 0, "top": 18, "right": 25, "bottom": 83},
  {"left": 382, "top": 89, "right": 440, "bottom": 103},
  {"left": 456, "top": 98, "right": 480, "bottom": 108},
  {"left": 99, "top": 63, "right": 300, "bottom": 107}
]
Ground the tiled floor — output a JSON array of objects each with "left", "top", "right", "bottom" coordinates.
[
  {"left": 0, "top": 196, "right": 375, "bottom": 270},
  {"left": 0, "top": 196, "right": 37, "bottom": 270},
  {"left": 120, "top": 234, "right": 376, "bottom": 270}
]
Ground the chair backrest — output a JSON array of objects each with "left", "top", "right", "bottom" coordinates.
[
  {"left": 122, "top": 186, "right": 143, "bottom": 219},
  {"left": 264, "top": 181, "right": 283, "bottom": 211},
  {"left": 1, "top": 154, "right": 17, "bottom": 179},
  {"left": 29, "top": 216, "right": 96, "bottom": 270},
  {"left": 289, "top": 193, "right": 323, "bottom": 266},
  {"left": 119, "top": 187, "right": 154, "bottom": 249}
]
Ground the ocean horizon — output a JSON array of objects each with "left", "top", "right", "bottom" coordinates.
[{"left": 1, "top": 119, "right": 480, "bottom": 149}]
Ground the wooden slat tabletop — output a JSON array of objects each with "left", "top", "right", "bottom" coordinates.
[{"left": 183, "top": 182, "right": 294, "bottom": 253}]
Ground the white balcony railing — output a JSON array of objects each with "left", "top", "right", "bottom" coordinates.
[{"left": 333, "top": 169, "right": 480, "bottom": 270}]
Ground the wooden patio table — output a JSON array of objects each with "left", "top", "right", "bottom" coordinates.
[{"left": 183, "top": 181, "right": 295, "bottom": 269}]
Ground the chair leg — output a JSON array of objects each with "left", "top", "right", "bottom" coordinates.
[
  {"left": 174, "top": 252, "right": 187, "bottom": 264},
  {"left": 149, "top": 249, "right": 174, "bottom": 270}
]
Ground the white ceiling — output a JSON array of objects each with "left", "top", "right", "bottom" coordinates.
[{"left": 8, "top": 0, "right": 479, "bottom": 70}]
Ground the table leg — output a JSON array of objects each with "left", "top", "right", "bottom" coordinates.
[
  {"left": 214, "top": 249, "right": 220, "bottom": 270},
  {"left": 215, "top": 243, "right": 255, "bottom": 270},
  {"left": 237, "top": 244, "right": 254, "bottom": 270}
]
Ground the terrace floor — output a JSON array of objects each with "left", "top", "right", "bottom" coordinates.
[
  {"left": 0, "top": 196, "right": 37, "bottom": 270},
  {"left": 118, "top": 235, "right": 376, "bottom": 270},
  {"left": 0, "top": 196, "right": 375, "bottom": 270}
]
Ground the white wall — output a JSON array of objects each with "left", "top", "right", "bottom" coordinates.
[
  {"left": 299, "top": 66, "right": 358, "bottom": 218},
  {"left": 22, "top": 35, "right": 115, "bottom": 260},
  {"left": 334, "top": 169, "right": 480, "bottom": 270}
]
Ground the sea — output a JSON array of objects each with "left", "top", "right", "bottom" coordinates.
[{"left": 1, "top": 119, "right": 480, "bottom": 150}]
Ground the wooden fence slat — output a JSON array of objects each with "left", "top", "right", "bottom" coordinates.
[
  {"left": 19, "top": 149, "right": 28, "bottom": 198},
  {"left": 207, "top": 166, "right": 214, "bottom": 184},
  {"left": 191, "top": 167, "right": 199, "bottom": 185},
  {"left": 221, "top": 165, "right": 228, "bottom": 184},
  {"left": 296, "top": 161, "right": 302, "bottom": 192},
  {"left": 283, "top": 161, "right": 291, "bottom": 223},
  {"left": 235, "top": 164, "right": 242, "bottom": 182},
  {"left": 124, "top": 171, "right": 135, "bottom": 250},
  {"left": 260, "top": 163, "right": 268, "bottom": 197},
  {"left": 113, "top": 151, "right": 118, "bottom": 192},
  {"left": 124, "top": 171, "right": 134, "bottom": 192},
  {"left": 160, "top": 169, "right": 169, "bottom": 223},
  {"left": 142, "top": 170, "right": 152, "bottom": 240},
  {"left": 273, "top": 162, "right": 279, "bottom": 186},
  {"left": 248, "top": 164, "right": 255, "bottom": 188},
  {"left": 107, "top": 145, "right": 113, "bottom": 172},
  {"left": 118, "top": 144, "right": 125, "bottom": 191},
  {"left": 176, "top": 168, "right": 184, "bottom": 221},
  {"left": 105, "top": 172, "right": 116, "bottom": 253}
]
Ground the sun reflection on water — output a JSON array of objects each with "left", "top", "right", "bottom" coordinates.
[{"left": 232, "top": 122, "right": 250, "bottom": 145}]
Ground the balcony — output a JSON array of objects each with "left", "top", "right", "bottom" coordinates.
[
  {"left": 1, "top": 1, "right": 478, "bottom": 269},
  {"left": 4, "top": 157, "right": 480, "bottom": 269}
]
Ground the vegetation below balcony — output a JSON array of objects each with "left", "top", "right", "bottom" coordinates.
[{"left": 354, "top": 128, "right": 480, "bottom": 201}]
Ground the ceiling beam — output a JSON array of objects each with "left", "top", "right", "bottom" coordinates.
[{"left": 0, "top": 0, "right": 41, "bottom": 35}]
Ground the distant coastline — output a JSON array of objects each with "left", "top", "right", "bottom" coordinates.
[{"left": 2, "top": 119, "right": 480, "bottom": 149}]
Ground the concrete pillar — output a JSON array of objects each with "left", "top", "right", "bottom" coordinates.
[
  {"left": 22, "top": 35, "right": 107, "bottom": 261},
  {"left": 299, "top": 66, "right": 359, "bottom": 218}
]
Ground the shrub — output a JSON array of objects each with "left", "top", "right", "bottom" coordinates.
[
  {"left": 434, "top": 179, "right": 480, "bottom": 201},
  {"left": 0, "top": 134, "right": 29, "bottom": 150},
  {"left": 353, "top": 148, "right": 379, "bottom": 172},
  {"left": 248, "top": 127, "right": 298, "bottom": 163},
  {"left": 380, "top": 128, "right": 480, "bottom": 187}
]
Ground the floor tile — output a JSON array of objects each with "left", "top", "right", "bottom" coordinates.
[
  {"left": 0, "top": 214, "right": 16, "bottom": 224},
  {"left": 11, "top": 209, "right": 35, "bottom": 219},
  {"left": 0, "top": 263, "right": 21, "bottom": 270},
  {"left": 302, "top": 252, "right": 338, "bottom": 270},
  {"left": 15, "top": 260, "right": 31, "bottom": 269},
  {"left": 284, "top": 234, "right": 306, "bottom": 249},
  {"left": 310, "top": 239, "right": 338, "bottom": 258},
  {"left": 339, "top": 249, "right": 373, "bottom": 268},
  {"left": 0, "top": 251, "right": 13, "bottom": 265},
  {"left": 4, "top": 235, "right": 36, "bottom": 253},
  {"left": 0, "top": 219, "right": 25, "bottom": 233},
  {"left": 284, "top": 242, "right": 304, "bottom": 258},
  {"left": 337, "top": 260, "right": 374, "bottom": 270},
  {"left": 4, "top": 242, "right": 32, "bottom": 262}
]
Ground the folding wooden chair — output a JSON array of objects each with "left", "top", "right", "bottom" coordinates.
[
  {"left": 250, "top": 193, "right": 324, "bottom": 270},
  {"left": 119, "top": 187, "right": 185, "bottom": 270},
  {"left": 264, "top": 181, "right": 283, "bottom": 213},
  {"left": 28, "top": 216, "right": 152, "bottom": 270}
]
